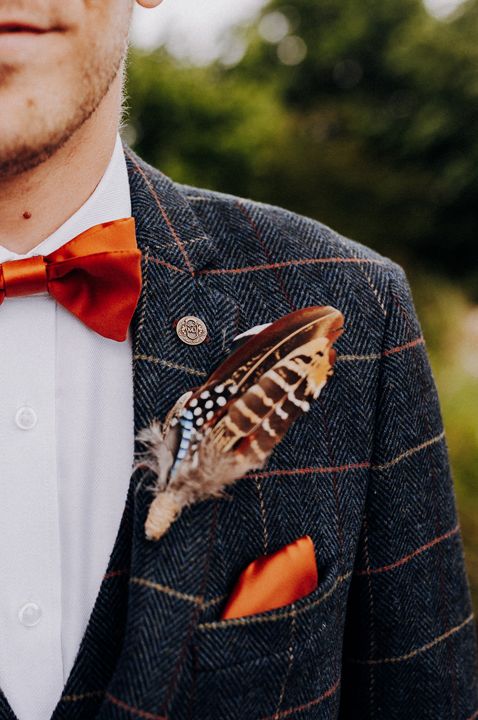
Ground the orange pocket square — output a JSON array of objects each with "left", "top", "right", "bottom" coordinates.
[{"left": 220, "top": 535, "right": 318, "bottom": 620}]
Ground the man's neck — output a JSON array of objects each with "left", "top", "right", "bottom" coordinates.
[{"left": 0, "top": 78, "right": 122, "bottom": 255}]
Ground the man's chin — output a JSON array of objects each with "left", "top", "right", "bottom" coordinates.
[
  {"left": 0, "top": 128, "right": 73, "bottom": 179},
  {"left": 0, "top": 97, "right": 99, "bottom": 180},
  {"left": 0, "top": 55, "right": 124, "bottom": 180}
]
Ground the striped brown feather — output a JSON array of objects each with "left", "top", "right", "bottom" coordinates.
[{"left": 136, "top": 306, "right": 344, "bottom": 539}]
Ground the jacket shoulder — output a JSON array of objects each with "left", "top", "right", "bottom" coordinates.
[{"left": 175, "top": 181, "right": 397, "bottom": 270}]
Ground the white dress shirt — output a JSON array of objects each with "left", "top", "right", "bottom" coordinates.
[{"left": 0, "top": 132, "right": 135, "bottom": 720}]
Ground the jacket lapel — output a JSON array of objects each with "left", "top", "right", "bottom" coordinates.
[
  {"left": 93, "top": 143, "right": 241, "bottom": 719},
  {"left": 123, "top": 142, "right": 241, "bottom": 426}
]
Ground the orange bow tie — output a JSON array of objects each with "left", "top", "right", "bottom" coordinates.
[{"left": 0, "top": 217, "right": 142, "bottom": 342}]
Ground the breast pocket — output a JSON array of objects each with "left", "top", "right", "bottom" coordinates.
[{"left": 190, "top": 563, "right": 347, "bottom": 720}]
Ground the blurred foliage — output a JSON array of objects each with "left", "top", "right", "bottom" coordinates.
[
  {"left": 124, "top": 0, "right": 478, "bottom": 605},
  {"left": 125, "top": 0, "right": 478, "bottom": 295},
  {"left": 124, "top": 52, "right": 289, "bottom": 199}
]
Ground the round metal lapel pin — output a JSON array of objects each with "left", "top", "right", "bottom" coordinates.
[{"left": 176, "top": 315, "right": 208, "bottom": 345}]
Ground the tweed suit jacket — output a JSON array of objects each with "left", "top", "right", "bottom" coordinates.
[{"left": 1, "top": 141, "right": 475, "bottom": 720}]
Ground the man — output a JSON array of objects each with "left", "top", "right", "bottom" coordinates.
[{"left": 0, "top": 1, "right": 476, "bottom": 719}]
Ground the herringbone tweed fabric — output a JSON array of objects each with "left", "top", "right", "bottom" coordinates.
[{"left": 0, "top": 142, "right": 475, "bottom": 720}]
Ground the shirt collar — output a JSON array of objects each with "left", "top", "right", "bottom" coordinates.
[{"left": 0, "top": 131, "right": 131, "bottom": 264}]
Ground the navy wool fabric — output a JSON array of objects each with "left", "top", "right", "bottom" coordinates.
[{"left": 0, "top": 142, "right": 475, "bottom": 720}]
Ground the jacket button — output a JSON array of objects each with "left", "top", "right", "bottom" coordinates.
[{"left": 176, "top": 315, "right": 208, "bottom": 345}]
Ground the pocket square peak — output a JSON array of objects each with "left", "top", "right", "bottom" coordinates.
[{"left": 220, "top": 535, "right": 318, "bottom": 619}]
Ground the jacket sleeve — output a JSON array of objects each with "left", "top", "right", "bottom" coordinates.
[{"left": 339, "top": 261, "right": 478, "bottom": 719}]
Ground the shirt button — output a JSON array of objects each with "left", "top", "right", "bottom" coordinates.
[
  {"left": 15, "top": 406, "right": 37, "bottom": 430},
  {"left": 18, "top": 602, "right": 42, "bottom": 627},
  {"left": 176, "top": 315, "right": 208, "bottom": 345}
]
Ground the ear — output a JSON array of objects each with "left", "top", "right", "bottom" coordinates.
[{"left": 135, "top": 0, "right": 164, "bottom": 7}]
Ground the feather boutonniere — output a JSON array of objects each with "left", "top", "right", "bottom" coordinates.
[{"left": 134, "top": 306, "right": 344, "bottom": 540}]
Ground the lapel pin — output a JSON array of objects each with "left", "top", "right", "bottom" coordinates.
[{"left": 176, "top": 315, "right": 208, "bottom": 345}]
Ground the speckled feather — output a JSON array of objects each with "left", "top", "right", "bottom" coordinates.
[{"left": 134, "top": 306, "right": 344, "bottom": 540}]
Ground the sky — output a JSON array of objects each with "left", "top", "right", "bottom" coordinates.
[
  {"left": 131, "top": 0, "right": 466, "bottom": 64},
  {"left": 131, "top": 0, "right": 266, "bottom": 65},
  {"left": 422, "top": 0, "right": 466, "bottom": 16}
]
